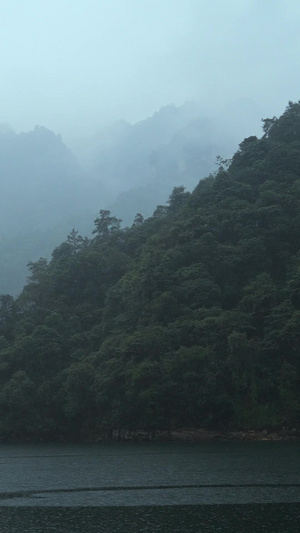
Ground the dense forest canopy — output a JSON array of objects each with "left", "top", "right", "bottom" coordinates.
[{"left": 0, "top": 101, "right": 300, "bottom": 440}]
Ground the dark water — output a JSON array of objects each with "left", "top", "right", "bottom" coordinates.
[{"left": 0, "top": 441, "right": 299, "bottom": 531}]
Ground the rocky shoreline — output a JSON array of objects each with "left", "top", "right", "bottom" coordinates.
[
  {"left": 97, "top": 427, "right": 300, "bottom": 442},
  {"left": 2, "top": 427, "right": 299, "bottom": 444}
]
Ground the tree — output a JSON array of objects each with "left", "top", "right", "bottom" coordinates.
[
  {"left": 93, "top": 210, "right": 122, "bottom": 238},
  {"left": 132, "top": 213, "right": 144, "bottom": 226},
  {"left": 0, "top": 294, "right": 17, "bottom": 340},
  {"left": 67, "top": 229, "right": 89, "bottom": 253},
  {"left": 167, "top": 186, "right": 190, "bottom": 214},
  {"left": 0, "top": 371, "right": 39, "bottom": 437}
]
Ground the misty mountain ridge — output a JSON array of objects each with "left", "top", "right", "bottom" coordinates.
[
  {"left": 0, "top": 99, "right": 262, "bottom": 294},
  {"left": 0, "top": 125, "right": 108, "bottom": 235},
  {"left": 75, "top": 99, "right": 263, "bottom": 223},
  {"left": 0, "top": 126, "right": 108, "bottom": 295},
  {"left": 76, "top": 101, "right": 233, "bottom": 193}
]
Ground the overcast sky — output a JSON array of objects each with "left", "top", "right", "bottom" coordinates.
[{"left": 1, "top": 0, "right": 300, "bottom": 143}]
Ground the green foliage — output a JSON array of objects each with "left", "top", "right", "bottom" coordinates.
[
  {"left": 0, "top": 371, "right": 40, "bottom": 437},
  {"left": 1, "top": 101, "right": 300, "bottom": 439},
  {"left": 93, "top": 210, "right": 122, "bottom": 239}
]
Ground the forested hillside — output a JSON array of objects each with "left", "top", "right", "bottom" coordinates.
[{"left": 0, "top": 102, "right": 300, "bottom": 440}]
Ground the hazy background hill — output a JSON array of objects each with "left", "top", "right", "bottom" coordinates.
[
  {"left": 75, "top": 99, "right": 262, "bottom": 224},
  {"left": 0, "top": 126, "right": 107, "bottom": 295},
  {"left": 0, "top": 100, "right": 261, "bottom": 295},
  {"left": 0, "top": 125, "right": 104, "bottom": 233}
]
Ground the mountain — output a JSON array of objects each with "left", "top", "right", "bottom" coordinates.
[
  {"left": 0, "top": 126, "right": 109, "bottom": 294},
  {"left": 0, "top": 125, "right": 109, "bottom": 234},
  {"left": 0, "top": 101, "right": 299, "bottom": 441},
  {"left": 76, "top": 101, "right": 251, "bottom": 225},
  {"left": 1, "top": 101, "right": 260, "bottom": 295}
]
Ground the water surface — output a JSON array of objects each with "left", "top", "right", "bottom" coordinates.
[{"left": 0, "top": 441, "right": 299, "bottom": 531}]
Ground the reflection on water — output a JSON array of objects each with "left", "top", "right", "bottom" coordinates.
[{"left": 0, "top": 442, "right": 299, "bottom": 531}]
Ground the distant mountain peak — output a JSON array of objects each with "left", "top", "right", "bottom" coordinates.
[{"left": 0, "top": 123, "right": 15, "bottom": 136}]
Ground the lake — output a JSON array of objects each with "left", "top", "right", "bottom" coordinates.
[{"left": 0, "top": 441, "right": 299, "bottom": 531}]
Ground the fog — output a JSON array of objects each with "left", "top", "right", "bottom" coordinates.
[
  {"left": 1, "top": 0, "right": 300, "bottom": 143},
  {"left": 1, "top": 0, "right": 300, "bottom": 296}
]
